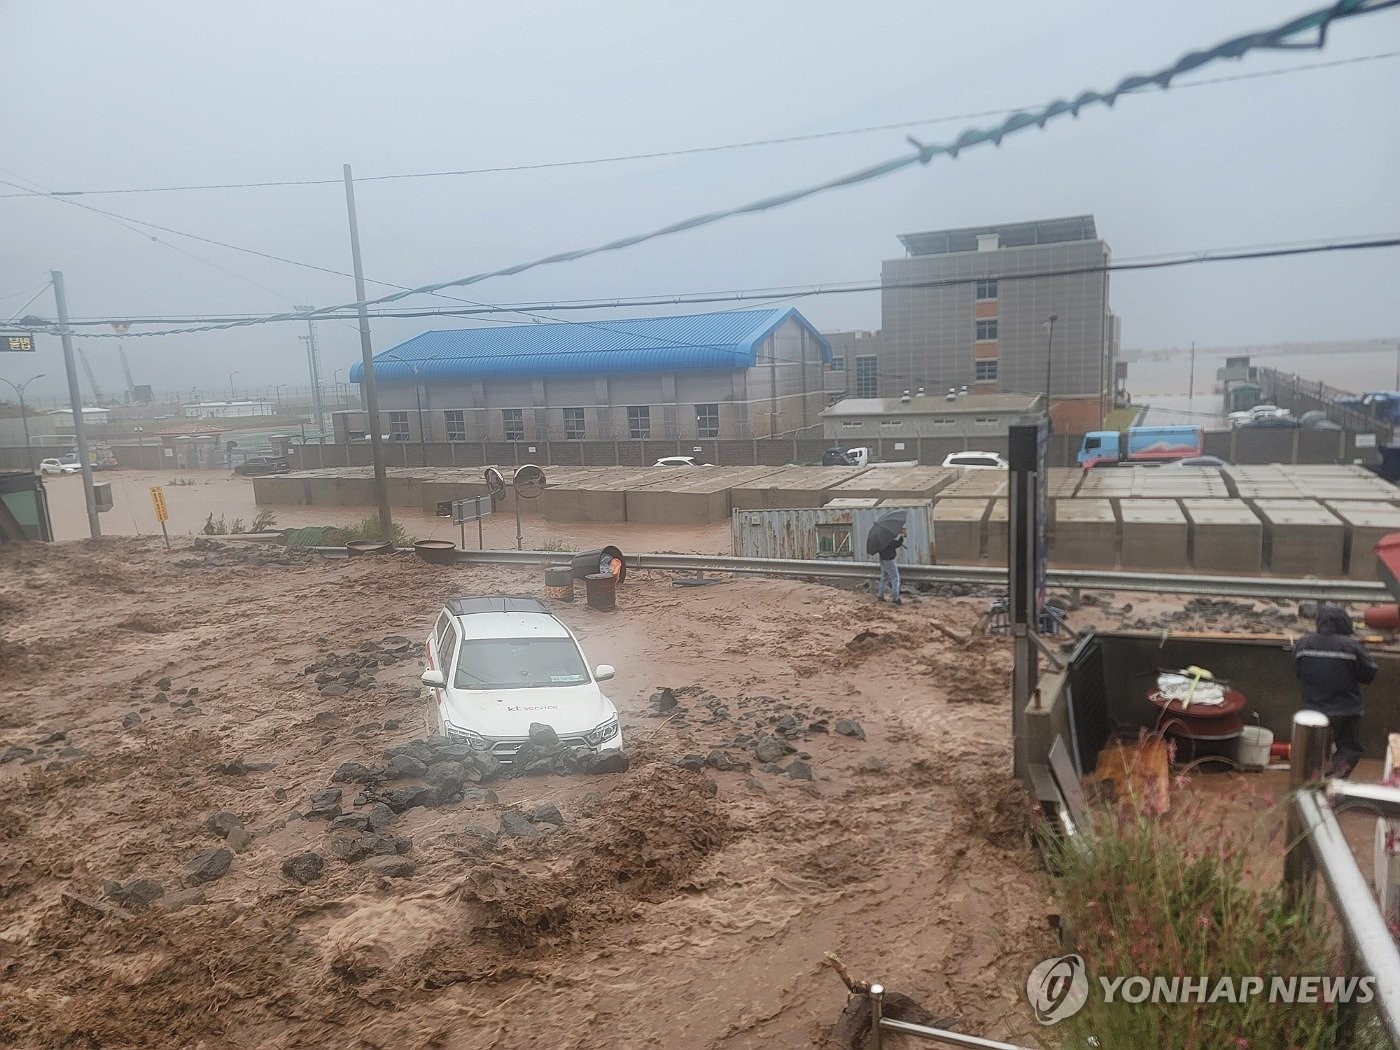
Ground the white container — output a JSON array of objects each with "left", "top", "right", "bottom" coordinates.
[{"left": 1237, "top": 725, "right": 1274, "bottom": 771}]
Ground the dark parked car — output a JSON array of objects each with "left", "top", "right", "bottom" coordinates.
[
  {"left": 234, "top": 456, "right": 290, "bottom": 476},
  {"left": 822, "top": 447, "right": 856, "bottom": 466}
]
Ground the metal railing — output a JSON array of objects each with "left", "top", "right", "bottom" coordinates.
[
  {"left": 327, "top": 546, "right": 1387, "bottom": 602},
  {"left": 867, "top": 985, "right": 1033, "bottom": 1050},
  {"left": 1284, "top": 711, "right": 1400, "bottom": 1045}
]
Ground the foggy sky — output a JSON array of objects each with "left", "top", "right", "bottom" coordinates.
[{"left": 2, "top": 0, "right": 1398, "bottom": 405}]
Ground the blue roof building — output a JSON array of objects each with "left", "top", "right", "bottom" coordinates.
[{"left": 342, "top": 308, "right": 834, "bottom": 444}]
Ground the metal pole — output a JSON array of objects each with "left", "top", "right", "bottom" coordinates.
[
  {"left": 343, "top": 164, "right": 394, "bottom": 544},
  {"left": 1284, "top": 709, "right": 1331, "bottom": 905},
  {"left": 1188, "top": 340, "right": 1196, "bottom": 420},
  {"left": 514, "top": 495, "right": 523, "bottom": 551},
  {"left": 1043, "top": 314, "right": 1057, "bottom": 430},
  {"left": 0, "top": 374, "right": 43, "bottom": 472},
  {"left": 414, "top": 364, "right": 426, "bottom": 467},
  {"left": 52, "top": 271, "right": 100, "bottom": 539},
  {"left": 869, "top": 983, "right": 884, "bottom": 1050}
]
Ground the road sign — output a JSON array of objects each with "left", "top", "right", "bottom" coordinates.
[
  {"left": 2, "top": 332, "right": 37, "bottom": 352},
  {"left": 150, "top": 486, "right": 171, "bottom": 550}
]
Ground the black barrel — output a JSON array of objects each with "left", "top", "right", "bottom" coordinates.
[{"left": 585, "top": 572, "right": 617, "bottom": 611}]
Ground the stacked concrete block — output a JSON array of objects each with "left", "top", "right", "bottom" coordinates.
[
  {"left": 1051, "top": 499, "right": 1118, "bottom": 568},
  {"left": 1325, "top": 501, "right": 1400, "bottom": 580},
  {"left": 984, "top": 500, "right": 1009, "bottom": 566},
  {"left": 623, "top": 467, "right": 779, "bottom": 525},
  {"left": 1253, "top": 500, "right": 1344, "bottom": 577},
  {"left": 1182, "top": 499, "right": 1264, "bottom": 574},
  {"left": 729, "top": 467, "right": 868, "bottom": 510},
  {"left": 826, "top": 466, "right": 958, "bottom": 502},
  {"left": 1117, "top": 499, "right": 1188, "bottom": 571},
  {"left": 932, "top": 499, "right": 989, "bottom": 564}
]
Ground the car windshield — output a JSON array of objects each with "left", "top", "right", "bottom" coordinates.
[{"left": 453, "top": 637, "right": 590, "bottom": 690}]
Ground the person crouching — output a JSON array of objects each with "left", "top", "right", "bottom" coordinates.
[{"left": 1294, "top": 604, "right": 1377, "bottom": 778}]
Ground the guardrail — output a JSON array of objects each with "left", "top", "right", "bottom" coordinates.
[
  {"left": 353, "top": 547, "right": 1387, "bottom": 602},
  {"left": 1284, "top": 712, "right": 1400, "bottom": 1045}
]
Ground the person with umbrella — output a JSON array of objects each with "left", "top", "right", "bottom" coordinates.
[{"left": 867, "top": 510, "right": 907, "bottom": 605}]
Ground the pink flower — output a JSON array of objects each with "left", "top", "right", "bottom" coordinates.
[{"left": 1235, "top": 1039, "right": 1250, "bottom": 1049}]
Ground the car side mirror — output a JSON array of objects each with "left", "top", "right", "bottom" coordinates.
[
  {"left": 421, "top": 669, "right": 446, "bottom": 689},
  {"left": 594, "top": 664, "right": 615, "bottom": 682}
]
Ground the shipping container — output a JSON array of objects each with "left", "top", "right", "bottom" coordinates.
[{"left": 730, "top": 501, "right": 936, "bottom": 564}]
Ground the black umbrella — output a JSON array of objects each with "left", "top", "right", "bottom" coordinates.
[{"left": 865, "top": 510, "right": 908, "bottom": 555}]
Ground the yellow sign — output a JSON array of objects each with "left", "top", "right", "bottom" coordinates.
[{"left": 149, "top": 486, "right": 168, "bottom": 523}]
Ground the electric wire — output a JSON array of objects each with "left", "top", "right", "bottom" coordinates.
[{"left": 0, "top": 49, "right": 1394, "bottom": 200}]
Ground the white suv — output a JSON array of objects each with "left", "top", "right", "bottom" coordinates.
[
  {"left": 420, "top": 596, "right": 622, "bottom": 760},
  {"left": 942, "top": 451, "right": 1009, "bottom": 470},
  {"left": 39, "top": 458, "right": 81, "bottom": 476}
]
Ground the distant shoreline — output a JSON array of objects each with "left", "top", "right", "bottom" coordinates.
[{"left": 1122, "top": 339, "right": 1394, "bottom": 363}]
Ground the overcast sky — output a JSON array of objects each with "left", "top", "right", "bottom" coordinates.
[{"left": 2, "top": 0, "right": 1398, "bottom": 404}]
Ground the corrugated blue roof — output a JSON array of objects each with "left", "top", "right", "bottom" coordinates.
[{"left": 348, "top": 308, "right": 831, "bottom": 383}]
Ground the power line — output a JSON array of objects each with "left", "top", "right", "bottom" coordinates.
[
  {"left": 10, "top": 0, "right": 1396, "bottom": 344},
  {"left": 28, "top": 235, "right": 1400, "bottom": 333},
  {"left": 0, "top": 49, "right": 1395, "bottom": 201}
]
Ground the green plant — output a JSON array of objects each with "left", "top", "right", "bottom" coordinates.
[
  {"left": 1048, "top": 779, "right": 1372, "bottom": 1049},
  {"left": 228, "top": 518, "right": 246, "bottom": 534},
  {"left": 251, "top": 510, "right": 278, "bottom": 531},
  {"left": 201, "top": 513, "right": 227, "bottom": 535},
  {"left": 167, "top": 477, "right": 196, "bottom": 487},
  {"left": 340, "top": 514, "right": 415, "bottom": 547},
  {"left": 540, "top": 538, "right": 574, "bottom": 552}
]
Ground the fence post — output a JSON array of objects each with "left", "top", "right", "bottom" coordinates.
[
  {"left": 1284, "top": 709, "right": 1332, "bottom": 906},
  {"left": 869, "top": 983, "right": 884, "bottom": 1050}
]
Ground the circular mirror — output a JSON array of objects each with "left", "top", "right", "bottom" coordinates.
[{"left": 513, "top": 464, "right": 547, "bottom": 499}]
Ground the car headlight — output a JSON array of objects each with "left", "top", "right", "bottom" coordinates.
[
  {"left": 448, "top": 723, "right": 494, "bottom": 751},
  {"left": 583, "top": 718, "right": 619, "bottom": 747}
]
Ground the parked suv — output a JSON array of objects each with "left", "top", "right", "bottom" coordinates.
[
  {"left": 420, "top": 596, "right": 622, "bottom": 761},
  {"left": 234, "top": 456, "right": 290, "bottom": 476},
  {"left": 38, "top": 458, "right": 80, "bottom": 476}
]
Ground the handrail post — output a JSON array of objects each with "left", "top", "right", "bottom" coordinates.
[
  {"left": 869, "top": 983, "right": 884, "bottom": 1050},
  {"left": 1284, "top": 710, "right": 1332, "bottom": 906}
]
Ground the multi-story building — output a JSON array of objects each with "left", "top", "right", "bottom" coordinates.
[
  {"left": 819, "top": 329, "right": 880, "bottom": 404},
  {"left": 877, "top": 215, "right": 1119, "bottom": 433},
  {"left": 345, "top": 308, "right": 831, "bottom": 443}
]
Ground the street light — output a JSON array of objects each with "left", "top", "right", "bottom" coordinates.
[
  {"left": 383, "top": 355, "right": 428, "bottom": 466},
  {"left": 228, "top": 371, "right": 240, "bottom": 402},
  {"left": 274, "top": 384, "right": 287, "bottom": 414},
  {"left": 1043, "top": 314, "right": 1058, "bottom": 429},
  {"left": 0, "top": 373, "right": 46, "bottom": 472}
]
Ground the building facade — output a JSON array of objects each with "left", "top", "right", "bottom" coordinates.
[
  {"left": 877, "top": 215, "right": 1119, "bottom": 433},
  {"left": 822, "top": 392, "right": 1042, "bottom": 441},
  {"left": 182, "top": 401, "right": 274, "bottom": 419},
  {"left": 819, "top": 329, "right": 880, "bottom": 403},
  {"left": 346, "top": 309, "right": 832, "bottom": 444}
]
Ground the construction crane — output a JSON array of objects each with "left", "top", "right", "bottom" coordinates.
[
  {"left": 118, "top": 344, "right": 137, "bottom": 402},
  {"left": 77, "top": 348, "right": 106, "bottom": 403}
]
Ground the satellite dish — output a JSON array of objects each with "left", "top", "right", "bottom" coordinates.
[
  {"left": 484, "top": 467, "right": 506, "bottom": 499},
  {"left": 513, "top": 464, "right": 547, "bottom": 499}
]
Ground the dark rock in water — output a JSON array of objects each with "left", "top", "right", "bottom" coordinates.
[
  {"left": 1, "top": 746, "right": 33, "bottom": 764},
  {"left": 783, "top": 760, "right": 814, "bottom": 781},
  {"left": 226, "top": 828, "right": 253, "bottom": 852},
  {"left": 469, "top": 752, "right": 504, "bottom": 783},
  {"left": 281, "top": 852, "right": 324, "bottom": 884},
  {"left": 705, "top": 749, "right": 739, "bottom": 772},
  {"left": 759, "top": 762, "right": 784, "bottom": 775},
  {"left": 329, "top": 814, "right": 372, "bottom": 834},
  {"left": 499, "top": 811, "right": 540, "bottom": 839},
  {"left": 672, "top": 754, "right": 705, "bottom": 773},
  {"left": 388, "top": 754, "right": 429, "bottom": 781},
  {"left": 204, "top": 811, "right": 245, "bottom": 839},
  {"left": 834, "top": 719, "right": 865, "bottom": 740},
  {"left": 122, "top": 712, "right": 142, "bottom": 729},
  {"left": 160, "top": 887, "right": 207, "bottom": 911},
  {"left": 743, "top": 777, "right": 767, "bottom": 794},
  {"left": 574, "top": 790, "right": 604, "bottom": 816},
  {"left": 362, "top": 855, "right": 415, "bottom": 878},
  {"left": 34, "top": 730, "right": 65, "bottom": 746},
  {"left": 753, "top": 734, "right": 796, "bottom": 764},
  {"left": 331, "top": 761, "right": 379, "bottom": 785},
  {"left": 460, "top": 787, "right": 498, "bottom": 807},
  {"left": 775, "top": 714, "right": 803, "bottom": 739},
  {"left": 527, "top": 803, "right": 564, "bottom": 826},
  {"left": 855, "top": 755, "right": 888, "bottom": 774},
  {"left": 184, "top": 847, "right": 233, "bottom": 886},
  {"left": 584, "top": 749, "right": 629, "bottom": 775},
  {"left": 362, "top": 802, "right": 396, "bottom": 830},
  {"left": 529, "top": 722, "right": 562, "bottom": 750},
  {"left": 103, "top": 877, "right": 164, "bottom": 910},
  {"left": 649, "top": 688, "right": 678, "bottom": 714},
  {"left": 318, "top": 682, "right": 348, "bottom": 697},
  {"left": 155, "top": 676, "right": 172, "bottom": 690},
  {"left": 305, "top": 788, "right": 343, "bottom": 820},
  {"left": 382, "top": 785, "right": 434, "bottom": 813},
  {"left": 433, "top": 742, "right": 475, "bottom": 763},
  {"left": 330, "top": 833, "right": 411, "bottom": 863}
]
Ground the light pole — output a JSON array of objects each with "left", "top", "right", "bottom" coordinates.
[
  {"left": 383, "top": 355, "right": 428, "bottom": 466},
  {"left": 333, "top": 369, "right": 344, "bottom": 408},
  {"left": 228, "top": 371, "right": 240, "bottom": 402},
  {"left": 1043, "top": 314, "right": 1058, "bottom": 428},
  {"left": 0, "top": 373, "right": 45, "bottom": 472},
  {"left": 274, "top": 384, "right": 287, "bottom": 414}
]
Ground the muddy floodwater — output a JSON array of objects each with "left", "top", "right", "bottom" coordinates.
[{"left": 0, "top": 538, "right": 1055, "bottom": 1048}]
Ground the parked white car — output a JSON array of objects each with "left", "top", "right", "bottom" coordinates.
[
  {"left": 38, "top": 458, "right": 80, "bottom": 476},
  {"left": 420, "top": 596, "right": 622, "bottom": 761},
  {"left": 1228, "top": 404, "right": 1292, "bottom": 427},
  {"left": 941, "top": 451, "right": 1009, "bottom": 470},
  {"left": 652, "top": 456, "right": 709, "bottom": 467}
]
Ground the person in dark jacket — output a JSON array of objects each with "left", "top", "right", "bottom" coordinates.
[
  {"left": 876, "top": 527, "right": 905, "bottom": 605},
  {"left": 1294, "top": 604, "right": 1377, "bottom": 777}
]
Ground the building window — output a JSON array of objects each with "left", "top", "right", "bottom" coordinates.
[
  {"left": 974, "top": 416, "right": 999, "bottom": 426},
  {"left": 975, "top": 319, "right": 998, "bottom": 342},
  {"left": 816, "top": 523, "right": 854, "bottom": 558},
  {"left": 502, "top": 408, "right": 524, "bottom": 441},
  {"left": 695, "top": 403, "right": 720, "bottom": 438},
  {"left": 627, "top": 406, "right": 650, "bottom": 439},
  {"left": 975, "top": 278, "right": 998, "bottom": 300},
  {"left": 879, "top": 419, "right": 904, "bottom": 427},
  {"left": 855, "top": 356, "right": 879, "bottom": 398},
  {"left": 974, "top": 360, "right": 998, "bottom": 382},
  {"left": 443, "top": 410, "right": 466, "bottom": 442},
  {"left": 828, "top": 357, "right": 846, "bottom": 372},
  {"left": 562, "top": 407, "right": 586, "bottom": 440},
  {"left": 388, "top": 412, "right": 410, "bottom": 442}
]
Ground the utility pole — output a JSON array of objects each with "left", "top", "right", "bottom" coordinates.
[
  {"left": 1043, "top": 314, "right": 1058, "bottom": 430},
  {"left": 0, "top": 373, "right": 44, "bottom": 472},
  {"left": 343, "top": 164, "right": 394, "bottom": 544},
  {"left": 296, "top": 306, "right": 327, "bottom": 436},
  {"left": 1188, "top": 341, "right": 1196, "bottom": 419},
  {"left": 52, "top": 270, "right": 101, "bottom": 539}
]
